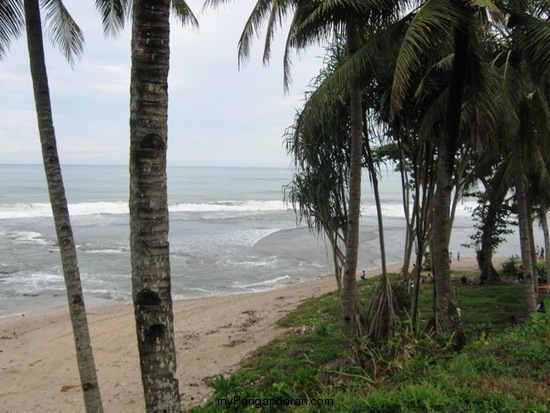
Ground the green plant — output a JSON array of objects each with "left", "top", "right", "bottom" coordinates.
[
  {"left": 423, "top": 251, "right": 432, "bottom": 271},
  {"left": 212, "top": 373, "right": 244, "bottom": 399},
  {"left": 314, "top": 321, "right": 330, "bottom": 336},
  {"left": 529, "top": 297, "right": 550, "bottom": 331},
  {"left": 292, "top": 365, "right": 318, "bottom": 389},
  {"left": 501, "top": 255, "right": 520, "bottom": 276}
]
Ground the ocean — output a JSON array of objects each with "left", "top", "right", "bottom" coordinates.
[{"left": 0, "top": 164, "right": 536, "bottom": 318}]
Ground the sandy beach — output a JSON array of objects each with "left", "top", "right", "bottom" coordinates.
[{"left": 0, "top": 258, "right": 486, "bottom": 412}]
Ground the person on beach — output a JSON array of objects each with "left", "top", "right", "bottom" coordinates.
[{"left": 517, "top": 265, "right": 524, "bottom": 282}]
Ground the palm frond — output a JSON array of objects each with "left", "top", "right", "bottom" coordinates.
[
  {"left": 498, "top": 52, "right": 522, "bottom": 139},
  {"left": 0, "top": 0, "right": 25, "bottom": 59},
  {"left": 94, "top": 0, "right": 130, "bottom": 37},
  {"left": 172, "top": 0, "right": 199, "bottom": 28},
  {"left": 460, "top": 42, "right": 501, "bottom": 150},
  {"left": 260, "top": 0, "right": 295, "bottom": 65},
  {"left": 297, "top": 17, "right": 410, "bottom": 121},
  {"left": 390, "top": 0, "right": 464, "bottom": 117},
  {"left": 42, "top": 0, "right": 84, "bottom": 65},
  {"left": 200, "top": 0, "right": 270, "bottom": 67},
  {"left": 508, "top": 8, "right": 550, "bottom": 86}
]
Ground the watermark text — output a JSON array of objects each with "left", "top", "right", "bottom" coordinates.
[{"left": 217, "top": 395, "right": 334, "bottom": 409}]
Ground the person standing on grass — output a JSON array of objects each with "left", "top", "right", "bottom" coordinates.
[{"left": 517, "top": 265, "right": 524, "bottom": 282}]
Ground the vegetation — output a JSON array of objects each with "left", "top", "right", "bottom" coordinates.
[{"left": 191, "top": 272, "right": 550, "bottom": 412}]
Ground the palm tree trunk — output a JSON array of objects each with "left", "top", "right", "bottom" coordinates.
[
  {"left": 397, "top": 137, "right": 414, "bottom": 280},
  {"left": 513, "top": 143, "right": 537, "bottom": 314},
  {"left": 341, "top": 22, "right": 367, "bottom": 342},
  {"left": 364, "top": 128, "right": 387, "bottom": 275},
  {"left": 528, "top": 196, "right": 539, "bottom": 286},
  {"left": 23, "top": 0, "right": 103, "bottom": 411},
  {"left": 129, "top": 0, "right": 181, "bottom": 410},
  {"left": 541, "top": 208, "right": 550, "bottom": 276},
  {"left": 432, "top": 11, "right": 469, "bottom": 349}
]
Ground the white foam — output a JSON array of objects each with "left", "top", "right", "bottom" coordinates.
[
  {"left": 170, "top": 200, "right": 289, "bottom": 213},
  {"left": 6, "top": 230, "right": 51, "bottom": 246},
  {"left": 83, "top": 248, "right": 126, "bottom": 255},
  {"left": 360, "top": 200, "right": 477, "bottom": 219},
  {"left": 0, "top": 200, "right": 292, "bottom": 220},
  {"left": 234, "top": 275, "right": 291, "bottom": 290},
  {"left": 0, "top": 201, "right": 129, "bottom": 219}
]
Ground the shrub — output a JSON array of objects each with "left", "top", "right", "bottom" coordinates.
[{"left": 501, "top": 255, "right": 520, "bottom": 276}]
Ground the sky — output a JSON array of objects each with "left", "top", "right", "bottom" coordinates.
[{"left": 0, "top": 0, "right": 326, "bottom": 168}]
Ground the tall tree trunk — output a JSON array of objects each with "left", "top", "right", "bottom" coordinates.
[
  {"left": 432, "top": 9, "right": 469, "bottom": 349},
  {"left": 527, "top": 196, "right": 539, "bottom": 287},
  {"left": 397, "top": 137, "right": 415, "bottom": 280},
  {"left": 24, "top": 0, "right": 103, "bottom": 411},
  {"left": 364, "top": 130, "right": 387, "bottom": 276},
  {"left": 129, "top": 0, "right": 181, "bottom": 410},
  {"left": 341, "top": 22, "right": 367, "bottom": 342},
  {"left": 513, "top": 142, "right": 537, "bottom": 314},
  {"left": 541, "top": 208, "right": 550, "bottom": 275}
]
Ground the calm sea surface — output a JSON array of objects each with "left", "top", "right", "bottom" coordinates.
[{"left": 0, "top": 164, "right": 535, "bottom": 317}]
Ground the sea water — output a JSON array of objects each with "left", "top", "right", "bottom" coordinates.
[{"left": 0, "top": 164, "right": 536, "bottom": 317}]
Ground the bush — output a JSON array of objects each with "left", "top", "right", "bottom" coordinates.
[{"left": 501, "top": 255, "right": 520, "bottom": 276}]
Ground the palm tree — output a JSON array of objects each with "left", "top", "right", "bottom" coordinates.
[
  {"left": 495, "top": 0, "right": 550, "bottom": 313},
  {"left": 284, "top": 43, "right": 351, "bottom": 292},
  {"left": 387, "top": 0, "right": 511, "bottom": 346},
  {"left": 2, "top": 0, "right": 122, "bottom": 410},
  {"left": 129, "top": 0, "right": 197, "bottom": 410}
]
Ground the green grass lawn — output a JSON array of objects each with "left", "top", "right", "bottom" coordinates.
[{"left": 190, "top": 270, "right": 550, "bottom": 413}]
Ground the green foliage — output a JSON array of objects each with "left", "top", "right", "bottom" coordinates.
[
  {"left": 501, "top": 255, "right": 520, "bottom": 276},
  {"left": 313, "top": 321, "right": 330, "bottom": 337},
  {"left": 390, "top": 280, "right": 411, "bottom": 316},
  {"left": 192, "top": 274, "right": 550, "bottom": 413},
  {"left": 461, "top": 191, "right": 514, "bottom": 254},
  {"left": 422, "top": 251, "right": 431, "bottom": 271},
  {"left": 212, "top": 374, "right": 244, "bottom": 399},
  {"left": 455, "top": 282, "right": 527, "bottom": 330},
  {"left": 529, "top": 297, "right": 550, "bottom": 330}
]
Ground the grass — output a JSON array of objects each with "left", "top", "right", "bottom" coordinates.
[{"left": 189, "top": 270, "right": 550, "bottom": 413}]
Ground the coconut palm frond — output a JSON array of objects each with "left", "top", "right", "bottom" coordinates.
[
  {"left": 42, "top": 0, "right": 84, "bottom": 65},
  {"left": 93, "top": 0, "right": 129, "bottom": 38},
  {"left": 461, "top": 47, "right": 501, "bottom": 149},
  {"left": 508, "top": 8, "right": 550, "bottom": 86},
  {"left": 499, "top": 54, "right": 522, "bottom": 140},
  {"left": 261, "top": 0, "right": 296, "bottom": 65},
  {"left": 172, "top": 0, "right": 199, "bottom": 28},
  {"left": 0, "top": 0, "right": 24, "bottom": 58},
  {"left": 390, "top": 0, "right": 464, "bottom": 116}
]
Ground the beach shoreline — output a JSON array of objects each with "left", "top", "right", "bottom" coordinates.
[{"left": 0, "top": 258, "right": 486, "bottom": 412}]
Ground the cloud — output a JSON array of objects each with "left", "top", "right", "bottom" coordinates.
[{"left": 0, "top": 0, "right": 325, "bottom": 167}]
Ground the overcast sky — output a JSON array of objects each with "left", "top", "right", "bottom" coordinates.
[{"left": 0, "top": 0, "right": 326, "bottom": 168}]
